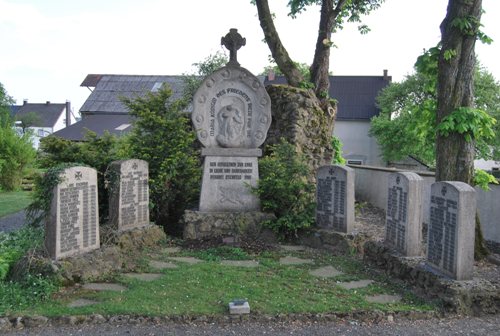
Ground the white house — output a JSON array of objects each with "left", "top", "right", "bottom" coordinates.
[{"left": 11, "top": 100, "right": 76, "bottom": 149}]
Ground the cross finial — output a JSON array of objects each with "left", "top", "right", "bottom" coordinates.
[{"left": 221, "top": 28, "right": 246, "bottom": 66}]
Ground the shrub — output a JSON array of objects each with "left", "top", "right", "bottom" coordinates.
[
  {"left": 37, "top": 132, "right": 129, "bottom": 222},
  {"left": 253, "top": 139, "right": 315, "bottom": 238},
  {"left": 0, "top": 127, "right": 36, "bottom": 191},
  {"left": 123, "top": 84, "right": 201, "bottom": 235}
]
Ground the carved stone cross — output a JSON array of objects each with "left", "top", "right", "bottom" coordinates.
[{"left": 221, "top": 28, "right": 246, "bottom": 66}]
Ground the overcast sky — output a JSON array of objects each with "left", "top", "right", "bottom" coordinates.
[{"left": 1, "top": 0, "right": 499, "bottom": 113}]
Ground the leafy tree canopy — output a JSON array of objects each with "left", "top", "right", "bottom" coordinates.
[
  {"left": 0, "top": 82, "right": 14, "bottom": 128},
  {"left": 370, "top": 48, "right": 499, "bottom": 167}
]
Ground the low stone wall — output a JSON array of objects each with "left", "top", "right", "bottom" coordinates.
[
  {"left": 10, "top": 225, "right": 166, "bottom": 286},
  {"left": 182, "top": 210, "right": 276, "bottom": 240},
  {"left": 363, "top": 241, "right": 500, "bottom": 315},
  {"left": 349, "top": 164, "right": 500, "bottom": 245}
]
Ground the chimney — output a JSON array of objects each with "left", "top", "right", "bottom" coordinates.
[
  {"left": 65, "top": 100, "right": 71, "bottom": 127},
  {"left": 23, "top": 99, "right": 28, "bottom": 105},
  {"left": 46, "top": 101, "right": 50, "bottom": 105},
  {"left": 383, "top": 69, "right": 389, "bottom": 81},
  {"left": 268, "top": 69, "right": 275, "bottom": 81}
]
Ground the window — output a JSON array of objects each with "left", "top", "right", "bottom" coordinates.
[{"left": 37, "top": 129, "right": 44, "bottom": 137}]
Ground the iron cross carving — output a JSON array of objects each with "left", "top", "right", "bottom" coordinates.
[{"left": 221, "top": 28, "right": 246, "bottom": 66}]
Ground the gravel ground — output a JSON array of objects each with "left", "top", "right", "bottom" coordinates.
[
  {"left": 3, "top": 315, "right": 500, "bottom": 336},
  {"left": 0, "top": 210, "right": 26, "bottom": 233}
]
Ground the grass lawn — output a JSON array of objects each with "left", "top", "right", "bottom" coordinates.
[
  {"left": 10, "top": 246, "right": 438, "bottom": 317},
  {"left": 0, "top": 191, "right": 32, "bottom": 218}
]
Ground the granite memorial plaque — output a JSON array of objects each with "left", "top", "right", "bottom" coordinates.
[
  {"left": 385, "top": 172, "right": 423, "bottom": 256},
  {"left": 192, "top": 29, "right": 271, "bottom": 212},
  {"left": 46, "top": 166, "right": 100, "bottom": 260},
  {"left": 108, "top": 159, "right": 149, "bottom": 231},
  {"left": 316, "top": 165, "right": 354, "bottom": 233},
  {"left": 426, "top": 181, "right": 476, "bottom": 280}
]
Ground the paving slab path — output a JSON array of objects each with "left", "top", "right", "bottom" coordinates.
[
  {"left": 167, "top": 257, "right": 203, "bottom": 264},
  {"left": 280, "top": 245, "right": 307, "bottom": 252},
  {"left": 279, "top": 256, "right": 314, "bottom": 265},
  {"left": 338, "top": 279, "right": 374, "bottom": 290},
  {"left": 309, "top": 266, "right": 343, "bottom": 278},
  {"left": 366, "top": 294, "right": 402, "bottom": 304},
  {"left": 163, "top": 247, "right": 181, "bottom": 254},
  {"left": 122, "top": 273, "right": 163, "bottom": 281},
  {"left": 82, "top": 283, "right": 127, "bottom": 292},
  {"left": 220, "top": 260, "right": 259, "bottom": 267},
  {"left": 66, "top": 299, "right": 99, "bottom": 308},
  {"left": 149, "top": 260, "right": 178, "bottom": 270}
]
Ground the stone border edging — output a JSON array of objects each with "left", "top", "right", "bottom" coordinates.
[{"left": 0, "top": 309, "right": 441, "bottom": 331}]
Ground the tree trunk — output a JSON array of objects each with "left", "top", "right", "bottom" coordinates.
[
  {"left": 436, "top": 0, "right": 488, "bottom": 258},
  {"left": 310, "top": 0, "right": 347, "bottom": 112},
  {"left": 255, "top": 0, "right": 304, "bottom": 87}
]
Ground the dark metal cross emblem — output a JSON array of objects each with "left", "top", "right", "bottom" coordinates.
[
  {"left": 221, "top": 28, "right": 246, "bottom": 66},
  {"left": 75, "top": 171, "right": 83, "bottom": 180},
  {"left": 329, "top": 168, "right": 336, "bottom": 175},
  {"left": 132, "top": 163, "right": 138, "bottom": 170}
]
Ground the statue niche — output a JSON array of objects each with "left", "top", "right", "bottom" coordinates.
[{"left": 216, "top": 97, "right": 245, "bottom": 148}]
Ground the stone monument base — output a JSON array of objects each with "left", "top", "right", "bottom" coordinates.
[{"left": 182, "top": 210, "right": 275, "bottom": 240}]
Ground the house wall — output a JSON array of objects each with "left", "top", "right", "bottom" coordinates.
[
  {"left": 333, "top": 120, "right": 384, "bottom": 167},
  {"left": 349, "top": 164, "right": 500, "bottom": 244}
]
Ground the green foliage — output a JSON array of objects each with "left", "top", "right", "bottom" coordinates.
[
  {"left": 0, "top": 126, "right": 37, "bottom": 191},
  {"left": 437, "top": 107, "right": 496, "bottom": 142},
  {"left": 473, "top": 169, "right": 499, "bottom": 191},
  {"left": 451, "top": 15, "right": 492, "bottom": 44},
  {"left": 182, "top": 51, "right": 228, "bottom": 100},
  {"left": 123, "top": 84, "right": 201, "bottom": 234},
  {"left": 0, "top": 82, "right": 14, "bottom": 128},
  {"left": 0, "top": 226, "right": 44, "bottom": 280},
  {"left": 26, "top": 163, "right": 86, "bottom": 227},
  {"left": 331, "top": 136, "right": 346, "bottom": 164},
  {"left": 371, "top": 47, "right": 500, "bottom": 166},
  {"left": 254, "top": 139, "right": 315, "bottom": 238},
  {"left": 287, "top": 0, "right": 385, "bottom": 33},
  {"left": 37, "top": 132, "right": 127, "bottom": 222}
]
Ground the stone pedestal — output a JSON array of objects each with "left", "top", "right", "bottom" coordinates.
[
  {"left": 426, "top": 181, "right": 476, "bottom": 280},
  {"left": 46, "top": 166, "right": 100, "bottom": 260},
  {"left": 385, "top": 172, "right": 423, "bottom": 256},
  {"left": 199, "top": 148, "right": 261, "bottom": 212},
  {"left": 183, "top": 210, "right": 275, "bottom": 240},
  {"left": 108, "top": 159, "right": 150, "bottom": 231},
  {"left": 316, "top": 165, "right": 355, "bottom": 233}
]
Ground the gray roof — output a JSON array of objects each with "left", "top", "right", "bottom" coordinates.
[
  {"left": 80, "top": 75, "right": 188, "bottom": 114},
  {"left": 11, "top": 103, "right": 66, "bottom": 127},
  {"left": 264, "top": 75, "right": 391, "bottom": 121},
  {"left": 51, "top": 114, "right": 133, "bottom": 141}
]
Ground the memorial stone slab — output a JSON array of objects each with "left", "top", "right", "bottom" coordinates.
[
  {"left": 108, "top": 159, "right": 149, "bottom": 231},
  {"left": 199, "top": 152, "right": 260, "bottom": 211},
  {"left": 46, "top": 166, "right": 100, "bottom": 260},
  {"left": 385, "top": 172, "right": 423, "bottom": 256},
  {"left": 426, "top": 181, "right": 476, "bottom": 280},
  {"left": 316, "top": 165, "right": 355, "bottom": 233}
]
